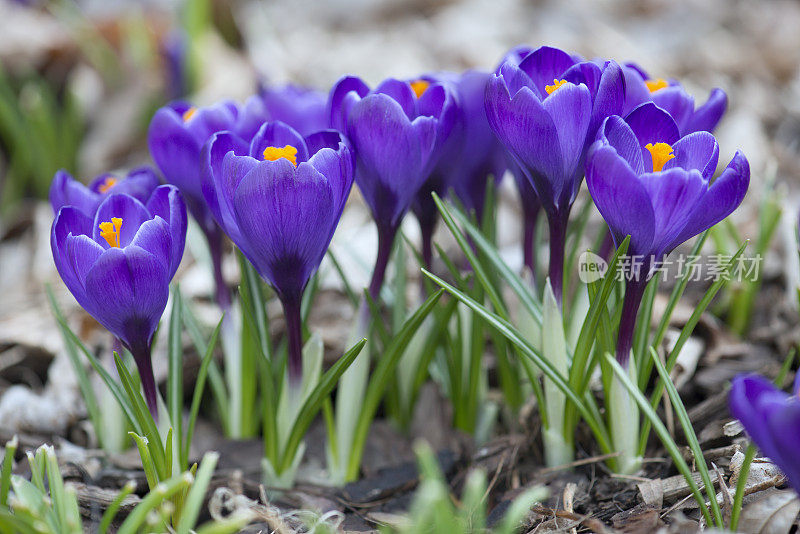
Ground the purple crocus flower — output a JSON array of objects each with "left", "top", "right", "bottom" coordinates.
[
  {"left": 51, "top": 185, "right": 187, "bottom": 415},
  {"left": 586, "top": 103, "right": 749, "bottom": 366},
  {"left": 495, "top": 46, "right": 543, "bottom": 280},
  {"left": 407, "top": 74, "right": 464, "bottom": 268},
  {"left": 729, "top": 374, "right": 800, "bottom": 495},
  {"left": 202, "top": 122, "right": 354, "bottom": 383},
  {"left": 328, "top": 76, "right": 456, "bottom": 299},
  {"left": 148, "top": 100, "right": 239, "bottom": 308},
  {"left": 435, "top": 70, "right": 507, "bottom": 222},
  {"left": 486, "top": 45, "right": 625, "bottom": 302},
  {"left": 50, "top": 167, "right": 160, "bottom": 217},
  {"left": 234, "top": 84, "right": 328, "bottom": 142},
  {"left": 622, "top": 63, "right": 727, "bottom": 135}
]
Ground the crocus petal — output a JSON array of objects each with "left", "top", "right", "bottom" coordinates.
[
  {"left": 259, "top": 85, "right": 328, "bottom": 137},
  {"left": 766, "top": 402, "right": 800, "bottom": 493},
  {"left": 729, "top": 375, "right": 787, "bottom": 467},
  {"left": 129, "top": 217, "right": 173, "bottom": 274},
  {"left": 328, "top": 75, "right": 370, "bottom": 131},
  {"left": 518, "top": 46, "right": 577, "bottom": 99},
  {"left": 231, "top": 161, "right": 334, "bottom": 298},
  {"left": 621, "top": 64, "right": 652, "bottom": 116},
  {"left": 625, "top": 103, "right": 681, "bottom": 157},
  {"left": 663, "top": 131, "right": 719, "bottom": 180},
  {"left": 250, "top": 121, "right": 309, "bottom": 163},
  {"left": 105, "top": 167, "right": 162, "bottom": 204},
  {"left": 83, "top": 246, "right": 169, "bottom": 351},
  {"left": 666, "top": 151, "right": 749, "bottom": 250},
  {"left": 639, "top": 167, "right": 706, "bottom": 256},
  {"left": 92, "top": 194, "right": 152, "bottom": 248},
  {"left": 202, "top": 131, "right": 250, "bottom": 239},
  {"left": 50, "top": 170, "right": 101, "bottom": 216},
  {"left": 306, "top": 139, "right": 354, "bottom": 209},
  {"left": 586, "top": 143, "right": 655, "bottom": 255},
  {"left": 588, "top": 61, "right": 625, "bottom": 138},
  {"left": 64, "top": 234, "right": 104, "bottom": 292},
  {"left": 215, "top": 152, "right": 260, "bottom": 245},
  {"left": 374, "top": 78, "right": 416, "bottom": 120},
  {"left": 184, "top": 100, "right": 240, "bottom": 143},
  {"left": 147, "top": 107, "right": 202, "bottom": 197},
  {"left": 684, "top": 88, "right": 727, "bottom": 134},
  {"left": 486, "top": 78, "right": 561, "bottom": 212},
  {"left": 599, "top": 116, "right": 645, "bottom": 174},
  {"left": 347, "top": 94, "right": 431, "bottom": 226},
  {"left": 542, "top": 82, "right": 592, "bottom": 200},
  {"left": 651, "top": 87, "right": 695, "bottom": 134},
  {"left": 306, "top": 130, "right": 347, "bottom": 154},
  {"left": 146, "top": 185, "right": 188, "bottom": 268}
]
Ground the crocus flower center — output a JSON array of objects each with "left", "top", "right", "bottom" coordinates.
[
  {"left": 182, "top": 107, "right": 197, "bottom": 122},
  {"left": 545, "top": 79, "right": 568, "bottom": 95},
  {"left": 97, "top": 177, "right": 117, "bottom": 193},
  {"left": 263, "top": 145, "right": 298, "bottom": 166},
  {"left": 410, "top": 80, "right": 429, "bottom": 98},
  {"left": 99, "top": 217, "right": 123, "bottom": 248},
  {"left": 645, "top": 142, "right": 676, "bottom": 172},
  {"left": 645, "top": 78, "right": 669, "bottom": 92}
]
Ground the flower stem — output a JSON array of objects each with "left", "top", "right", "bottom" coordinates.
[
  {"left": 132, "top": 347, "right": 158, "bottom": 419},
  {"left": 206, "top": 226, "right": 231, "bottom": 310},
  {"left": 546, "top": 211, "right": 568, "bottom": 306},
  {"left": 420, "top": 219, "right": 435, "bottom": 273},
  {"left": 522, "top": 203, "right": 539, "bottom": 282},
  {"left": 280, "top": 296, "right": 304, "bottom": 386},
  {"left": 616, "top": 279, "right": 647, "bottom": 368},
  {"left": 367, "top": 222, "right": 398, "bottom": 303}
]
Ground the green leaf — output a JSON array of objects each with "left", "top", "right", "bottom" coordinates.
[
  {"left": 423, "top": 270, "right": 613, "bottom": 456},
  {"left": 649, "top": 348, "right": 723, "bottom": 526},
  {"left": 639, "top": 241, "right": 748, "bottom": 454},
  {"left": 129, "top": 432, "right": 159, "bottom": 490},
  {"left": 346, "top": 290, "right": 445, "bottom": 479},
  {"left": 605, "top": 353, "right": 713, "bottom": 526},
  {"left": 168, "top": 286, "right": 184, "bottom": 468},
  {"left": 280, "top": 338, "right": 367, "bottom": 473},
  {"left": 0, "top": 436, "right": 17, "bottom": 507},
  {"left": 98, "top": 481, "right": 136, "bottom": 534},
  {"left": 115, "top": 472, "right": 193, "bottom": 534},
  {"left": 440, "top": 196, "right": 542, "bottom": 323},
  {"left": 184, "top": 316, "right": 223, "bottom": 465},
  {"left": 176, "top": 452, "right": 219, "bottom": 533}
]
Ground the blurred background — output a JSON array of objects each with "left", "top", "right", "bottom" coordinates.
[
  {"left": 0, "top": 0, "right": 798, "bottom": 432},
  {"left": 1, "top": 0, "right": 798, "bottom": 204}
]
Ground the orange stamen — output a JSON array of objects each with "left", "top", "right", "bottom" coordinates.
[
  {"left": 545, "top": 79, "right": 569, "bottom": 95},
  {"left": 262, "top": 145, "right": 298, "bottom": 166},
  {"left": 645, "top": 78, "right": 669, "bottom": 93},
  {"left": 645, "top": 142, "right": 676, "bottom": 172},
  {"left": 97, "top": 177, "right": 117, "bottom": 194},
  {"left": 99, "top": 217, "right": 123, "bottom": 248},
  {"left": 182, "top": 107, "right": 197, "bottom": 122},
  {"left": 410, "top": 80, "right": 430, "bottom": 98}
]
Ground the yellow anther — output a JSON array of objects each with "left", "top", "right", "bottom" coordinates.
[
  {"left": 645, "top": 142, "right": 676, "bottom": 172},
  {"left": 645, "top": 78, "right": 669, "bottom": 93},
  {"left": 182, "top": 107, "right": 197, "bottom": 122},
  {"left": 545, "top": 79, "right": 569, "bottom": 95},
  {"left": 410, "top": 80, "right": 430, "bottom": 98},
  {"left": 97, "top": 177, "right": 117, "bottom": 194},
  {"left": 262, "top": 145, "right": 298, "bottom": 166},
  {"left": 99, "top": 217, "right": 123, "bottom": 248}
]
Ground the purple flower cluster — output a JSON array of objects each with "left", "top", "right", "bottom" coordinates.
[{"left": 50, "top": 46, "right": 750, "bottom": 413}]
